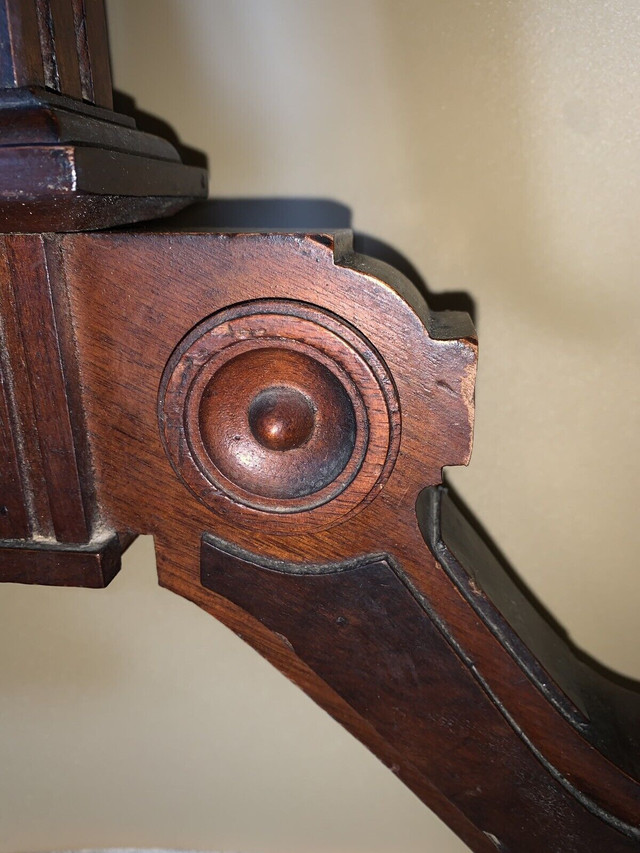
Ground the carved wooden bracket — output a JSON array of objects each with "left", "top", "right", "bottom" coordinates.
[{"left": 0, "top": 3, "right": 638, "bottom": 852}]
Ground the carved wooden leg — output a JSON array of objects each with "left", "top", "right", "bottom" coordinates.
[
  {"left": 1, "top": 4, "right": 639, "bottom": 852},
  {"left": 13, "top": 229, "right": 628, "bottom": 852}
]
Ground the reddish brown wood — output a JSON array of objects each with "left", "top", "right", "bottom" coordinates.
[
  {"left": 424, "top": 485, "right": 640, "bottom": 786},
  {"left": 20, "top": 227, "right": 624, "bottom": 850},
  {"left": 0, "top": 356, "right": 30, "bottom": 538},
  {"left": 1, "top": 225, "right": 639, "bottom": 847},
  {"left": 158, "top": 293, "right": 402, "bottom": 530},
  {"left": 2, "top": 235, "right": 90, "bottom": 542},
  {"left": 201, "top": 537, "right": 639, "bottom": 852},
  {"left": 71, "top": 0, "right": 112, "bottom": 107},
  {"left": 248, "top": 383, "right": 317, "bottom": 452},
  {"left": 0, "top": 1, "right": 206, "bottom": 230},
  {"left": 0, "top": 3, "right": 638, "bottom": 850},
  {"left": 0, "top": 0, "right": 110, "bottom": 103},
  {"left": 0, "top": 529, "right": 132, "bottom": 586},
  {"left": 198, "top": 348, "right": 355, "bottom": 499},
  {"left": 0, "top": 232, "right": 135, "bottom": 585}
]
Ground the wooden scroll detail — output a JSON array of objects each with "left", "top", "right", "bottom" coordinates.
[{"left": 200, "top": 529, "right": 640, "bottom": 853}]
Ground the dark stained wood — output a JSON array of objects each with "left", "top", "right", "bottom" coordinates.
[
  {"left": 201, "top": 536, "right": 639, "bottom": 852},
  {"left": 0, "top": 0, "right": 109, "bottom": 103},
  {"left": 0, "top": 354, "right": 31, "bottom": 539},
  {"left": 0, "top": 139, "right": 206, "bottom": 231},
  {"left": 0, "top": 4, "right": 638, "bottom": 849},
  {"left": 2, "top": 222, "right": 640, "bottom": 848},
  {"left": 1, "top": 234, "right": 91, "bottom": 542},
  {"left": 0, "top": 113, "right": 207, "bottom": 229},
  {"left": 0, "top": 238, "right": 56, "bottom": 540},
  {"left": 0, "top": 530, "right": 133, "bottom": 586},
  {"left": 0, "top": 0, "right": 44, "bottom": 89},
  {"left": 0, "top": 103, "right": 179, "bottom": 156},
  {"left": 422, "top": 485, "right": 640, "bottom": 782},
  {"left": 0, "top": 232, "right": 131, "bottom": 586},
  {"left": 0, "top": 193, "right": 205, "bottom": 232},
  {"left": 34, "top": 0, "right": 89, "bottom": 100},
  {"left": 0, "top": 83, "right": 134, "bottom": 122},
  {"left": 47, "top": 0, "right": 83, "bottom": 98},
  {"left": 48, "top": 229, "right": 639, "bottom": 851},
  {"left": 0, "top": 1, "right": 206, "bottom": 230},
  {"left": 34, "top": 0, "right": 59, "bottom": 91},
  {"left": 75, "top": 0, "right": 112, "bottom": 107},
  {"left": 0, "top": 143, "right": 207, "bottom": 225}
]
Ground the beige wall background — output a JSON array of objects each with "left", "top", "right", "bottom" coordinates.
[{"left": 2, "top": 2, "right": 639, "bottom": 851}]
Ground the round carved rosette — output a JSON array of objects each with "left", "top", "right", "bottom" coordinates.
[{"left": 158, "top": 300, "right": 400, "bottom": 531}]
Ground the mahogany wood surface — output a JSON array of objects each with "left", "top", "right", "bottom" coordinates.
[
  {"left": 31, "top": 228, "right": 635, "bottom": 851},
  {"left": 0, "top": 3, "right": 639, "bottom": 851},
  {"left": 200, "top": 535, "right": 639, "bottom": 852},
  {"left": 0, "top": 2, "right": 207, "bottom": 230},
  {"left": 0, "top": 89, "right": 208, "bottom": 229},
  {"left": 0, "top": 0, "right": 111, "bottom": 105},
  {"left": 1, "top": 224, "right": 638, "bottom": 849}
]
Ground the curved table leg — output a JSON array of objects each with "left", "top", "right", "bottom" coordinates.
[{"left": 18, "top": 229, "right": 633, "bottom": 852}]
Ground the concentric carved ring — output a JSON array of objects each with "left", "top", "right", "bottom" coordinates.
[{"left": 158, "top": 300, "right": 400, "bottom": 531}]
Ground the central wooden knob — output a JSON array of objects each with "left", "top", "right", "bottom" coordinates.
[
  {"left": 197, "top": 347, "right": 357, "bottom": 501},
  {"left": 249, "top": 387, "right": 315, "bottom": 451}
]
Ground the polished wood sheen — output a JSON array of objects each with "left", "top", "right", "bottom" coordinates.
[
  {"left": 198, "top": 347, "right": 356, "bottom": 499},
  {"left": 0, "top": 1, "right": 207, "bottom": 231},
  {"left": 0, "top": 4, "right": 638, "bottom": 852},
  {"left": 157, "top": 291, "right": 405, "bottom": 530},
  {"left": 200, "top": 534, "right": 639, "bottom": 852},
  {"left": 0, "top": 0, "right": 112, "bottom": 105},
  {"left": 248, "top": 385, "right": 317, "bottom": 452}
]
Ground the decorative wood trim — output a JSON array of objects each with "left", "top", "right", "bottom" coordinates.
[
  {"left": 0, "top": 334, "right": 30, "bottom": 539},
  {"left": 0, "top": 529, "right": 133, "bottom": 586},
  {"left": 0, "top": 2, "right": 207, "bottom": 231},
  {"left": 0, "top": 0, "right": 111, "bottom": 105},
  {"left": 158, "top": 298, "right": 401, "bottom": 532},
  {"left": 200, "top": 532, "right": 639, "bottom": 852},
  {"left": 0, "top": 3, "right": 637, "bottom": 848},
  {"left": 0, "top": 0, "right": 44, "bottom": 89},
  {"left": 0, "top": 234, "right": 91, "bottom": 542}
]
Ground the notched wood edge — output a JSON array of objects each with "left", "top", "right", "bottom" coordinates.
[
  {"left": 323, "top": 230, "right": 478, "bottom": 468},
  {"left": 304, "top": 231, "right": 478, "bottom": 470},
  {"left": 327, "top": 229, "right": 477, "bottom": 344},
  {"left": 0, "top": 530, "right": 135, "bottom": 587}
]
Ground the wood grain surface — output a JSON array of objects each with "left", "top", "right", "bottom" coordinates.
[
  {"left": 39, "top": 228, "right": 637, "bottom": 851},
  {"left": 0, "top": 1, "right": 207, "bottom": 231},
  {"left": 0, "top": 0, "right": 111, "bottom": 105}
]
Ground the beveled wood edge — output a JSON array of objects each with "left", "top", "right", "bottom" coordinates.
[{"left": 0, "top": 530, "right": 135, "bottom": 587}]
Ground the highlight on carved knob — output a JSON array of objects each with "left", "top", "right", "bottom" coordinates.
[
  {"left": 158, "top": 299, "right": 400, "bottom": 531},
  {"left": 197, "top": 347, "right": 357, "bottom": 500},
  {"left": 248, "top": 386, "right": 315, "bottom": 451}
]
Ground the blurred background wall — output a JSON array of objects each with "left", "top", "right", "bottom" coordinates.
[{"left": 1, "top": 2, "right": 639, "bottom": 851}]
